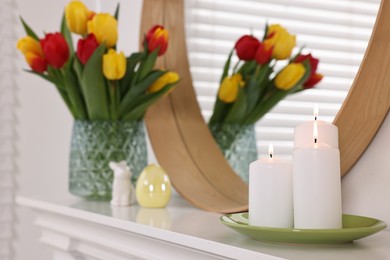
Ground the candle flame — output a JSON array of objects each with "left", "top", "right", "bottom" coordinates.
[
  {"left": 268, "top": 143, "right": 274, "bottom": 159},
  {"left": 314, "top": 104, "right": 319, "bottom": 121},
  {"left": 313, "top": 121, "right": 318, "bottom": 143}
]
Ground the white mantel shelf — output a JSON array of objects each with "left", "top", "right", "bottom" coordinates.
[{"left": 16, "top": 194, "right": 390, "bottom": 260}]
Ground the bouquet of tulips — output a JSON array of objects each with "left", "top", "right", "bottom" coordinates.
[
  {"left": 209, "top": 24, "right": 323, "bottom": 126},
  {"left": 16, "top": 1, "right": 179, "bottom": 121}
]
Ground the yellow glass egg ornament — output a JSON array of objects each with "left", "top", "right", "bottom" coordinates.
[{"left": 136, "top": 164, "right": 172, "bottom": 208}]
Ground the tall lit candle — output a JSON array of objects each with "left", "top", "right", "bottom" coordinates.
[
  {"left": 249, "top": 144, "right": 293, "bottom": 228},
  {"left": 294, "top": 105, "right": 338, "bottom": 148},
  {"left": 293, "top": 122, "right": 342, "bottom": 229}
]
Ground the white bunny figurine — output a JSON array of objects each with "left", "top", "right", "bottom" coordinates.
[{"left": 109, "top": 161, "right": 136, "bottom": 206}]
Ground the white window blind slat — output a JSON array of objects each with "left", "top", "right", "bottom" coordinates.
[
  {"left": 188, "top": 21, "right": 373, "bottom": 42},
  {"left": 188, "top": 8, "right": 374, "bottom": 30},
  {"left": 187, "top": 0, "right": 377, "bottom": 27},
  {"left": 243, "top": 0, "right": 379, "bottom": 16},
  {"left": 185, "top": 0, "right": 380, "bottom": 158}
]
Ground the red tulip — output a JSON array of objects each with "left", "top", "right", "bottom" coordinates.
[
  {"left": 40, "top": 33, "right": 69, "bottom": 69},
  {"left": 77, "top": 34, "right": 99, "bottom": 65},
  {"left": 17, "top": 36, "right": 47, "bottom": 73},
  {"left": 255, "top": 42, "right": 273, "bottom": 65},
  {"left": 234, "top": 35, "right": 260, "bottom": 61},
  {"left": 26, "top": 53, "right": 47, "bottom": 73},
  {"left": 295, "top": 53, "right": 323, "bottom": 88},
  {"left": 304, "top": 73, "right": 323, "bottom": 88},
  {"left": 145, "top": 25, "right": 168, "bottom": 56}
]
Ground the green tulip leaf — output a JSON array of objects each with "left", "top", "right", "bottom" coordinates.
[
  {"left": 224, "top": 88, "right": 247, "bottom": 124},
  {"left": 137, "top": 48, "right": 159, "bottom": 83},
  {"left": 60, "top": 13, "right": 74, "bottom": 55},
  {"left": 24, "top": 69, "right": 61, "bottom": 86},
  {"left": 119, "top": 52, "right": 145, "bottom": 96},
  {"left": 73, "top": 56, "right": 83, "bottom": 81},
  {"left": 245, "top": 65, "right": 272, "bottom": 116},
  {"left": 63, "top": 64, "right": 87, "bottom": 119},
  {"left": 20, "top": 17, "right": 39, "bottom": 41},
  {"left": 122, "top": 84, "right": 174, "bottom": 121},
  {"left": 114, "top": 3, "right": 120, "bottom": 20},
  {"left": 81, "top": 44, "right": 110, "bottom": 120},
  {"left": 244, "top": 77, "right": 261, "bottom": 117},
  {"left": 262, "top": 22, "right": 269, "bottom": 41},
  {"left": 208, "top": 99, "right": 231, "bottom": 125},
  {"left": 119, "top": 70, "right": 166, "bottom": 117},
  {"left": 209, "top": 48, "right": 234, "bottom": 124},
  {"left": 129, "top": 70, "right": 166, "bottom": 97},
  {"left": 108, "top": 80, "right": 120, "bottom": 120},
  {"left": 25, "top": 69, "right": 79, "bottom": 117},
  {"left": 220, "top": 48, "right": 234, "bottom": 84},
  {"left": 142, "top": 34, "right": 148, "bottom": 52},
  {"left": 238, "top": 61, "right": 257, "bottom": 76},
  {"left": 243, "top": 61, "right": 312, "bottom": 124},
  {"left": 53, "top": 84, "right": 77, "bottom": 118}
]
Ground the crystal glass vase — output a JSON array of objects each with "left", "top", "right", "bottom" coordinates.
[
  {"left": 209, "top": 123, "right": 257, "bottom": 183},
  {"left": 69, "top": 120, "right": 147, "bottom": 200}
]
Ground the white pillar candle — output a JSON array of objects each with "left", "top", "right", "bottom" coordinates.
[
  {"left": 249, "top": 144, "right": 293, "bottom": 228},
  {"left": 293, "top": 122, "right": 342, "bottom": 229},
  {"left": 294, "top": 106, "right": 338, "bottom": 148}
]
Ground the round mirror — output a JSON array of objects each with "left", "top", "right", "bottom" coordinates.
[{"left": 141, "top": 0, "right": 390, "bottom": 212}]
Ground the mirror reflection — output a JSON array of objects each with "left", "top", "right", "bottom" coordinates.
[{"left": 184, "top": 0, "right": 380, "bottom": 159}]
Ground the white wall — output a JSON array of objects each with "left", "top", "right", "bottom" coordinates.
[
  {"left": 342, "top": 113, "right": 390, "bottom": 225},
  {"left": 13, "top": 0, "right": 390, "bottom": 259}
]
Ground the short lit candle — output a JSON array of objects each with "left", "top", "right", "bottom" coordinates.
[
  {"left": 249, "top": 144, "right": 293, "bottom": 228},
  {"left": 294, "top": 105, "right": 338, "bottom": 148},
  {"left": 293, "top": 122, "right": 342, "bottom": 229}
]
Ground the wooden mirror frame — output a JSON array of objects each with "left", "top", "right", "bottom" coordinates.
[{"left": 141, "top": 0, "right": 390, "bottom": 213}]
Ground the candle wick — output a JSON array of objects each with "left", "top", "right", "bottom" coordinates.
[
  {"left": 314, "top": 138, "right": 317, "bottom": 144},
  {"left": 270, "top": 154, "right": 273, "bottom": 159},
  {"left": 314, "top": 116, "right": 317, "bottom": 121}
]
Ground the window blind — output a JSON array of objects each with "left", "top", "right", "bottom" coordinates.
[
  {"left": 185, "top": 0, "right": 380, "bottom": 158},
  {"left": 0, "top": 0, "right": 16, "bottom": 258}
]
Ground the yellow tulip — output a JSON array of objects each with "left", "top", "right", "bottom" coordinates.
[
  {"left": 65, "top": 1, "right": 90, "bottom": 35},
  {"left": 218, "top": 74, "right": 245, "bottom": 103},
  {"left": 17, "top": 36, "right": 48, "bottom": 73},
  {"left": 275, "top": 63, "right": 306, "bottom": 91},
  {"left": 264, "top": 24, "right": 296, "bottom": 60},
  {"left": 16, "top": 36, "right": 43, "bottom": 57},
  {"left": 88, "top": 13, "right": 118, "bottom": 48},
  {"left": 103, "top": 49, "right": 126, "bottom": 80},
  {"left": 148, "top": 72, "right": 180, "bottom": 93}
]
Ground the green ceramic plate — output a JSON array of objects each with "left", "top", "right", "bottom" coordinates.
[{"left": 220, "top": 213, "right": 387, "bottom": 244}]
